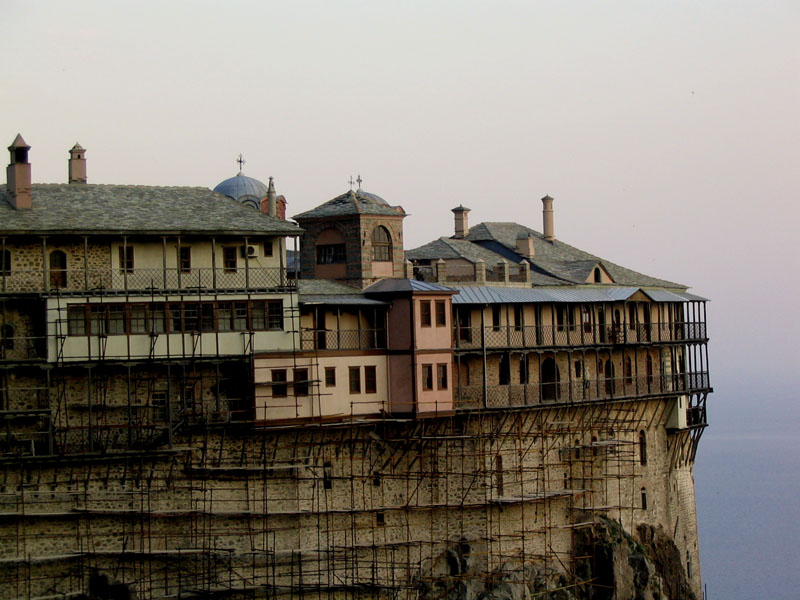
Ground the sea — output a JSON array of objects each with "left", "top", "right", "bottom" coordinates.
[{"left": 694, "top": 382, "right": 800, "bottom": 599}]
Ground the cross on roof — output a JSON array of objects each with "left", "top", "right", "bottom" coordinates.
[
  {"left": 356, "top": 174, "right": 363, "bottom": 190},
  {"left": 348, "top": 176, "right": 355, "bottom": 191},
  {"left": 237, "top": 154, "right": 246, "bottom": 172}
]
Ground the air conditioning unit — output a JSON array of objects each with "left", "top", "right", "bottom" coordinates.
[
  {"left": 667, "top": 395, "right": 689, "bottom": 430},
  {"left": 240, "top": 245, "right": 258, "bottom": 258}
]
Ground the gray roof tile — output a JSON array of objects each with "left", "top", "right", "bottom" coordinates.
[
  {"left": 293, "top": 189, "right": 405, "bottom": 220},
  {"left": 0, "top": 184, "right": 301, "bottom": 236}
]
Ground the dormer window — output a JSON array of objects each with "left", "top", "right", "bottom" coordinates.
[{"left": 594, "top": 268, "right": 602, "bottom": 283}]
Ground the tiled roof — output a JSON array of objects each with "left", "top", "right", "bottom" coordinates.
[
  {"left": 451, "top": 285, "right": 704, "bottom": 305},
  {"left": 0, "top": 184, "right": 301, "bottom": 236},
  {"left": 406, "top": 221, "right": 684, "bottom": 289},
  {"left": 293, "top": 189, "right": 405, "bottom": 220}
]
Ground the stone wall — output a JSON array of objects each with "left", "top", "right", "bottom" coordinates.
[{"left": 0, "top": 398, "right": 701, "bottom": 599}]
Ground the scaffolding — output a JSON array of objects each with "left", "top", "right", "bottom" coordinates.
[{"left": 0, "top": 282, "right": 710, "bottom": 599}]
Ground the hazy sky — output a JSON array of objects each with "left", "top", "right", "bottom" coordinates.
[
  {"left": 2, "top": 2, "right": 798, "bottom": 401},
  {"left": 2, "top": 2, "right": 799, "bottom": 596}
]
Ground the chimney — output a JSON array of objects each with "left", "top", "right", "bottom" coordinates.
[
  {"left": 68, "top": 143, "right": 87, "bottom": 184},
  {"left": 541, "top": 195, "right": 554, "bottom": 242},
  {"left": 515, "top": 232, "right": 535, "bottom": 258},
  {"left": 452, "top": 205, "right": 470, "bottom": 239},
  {"left": 6, "top": 134, "right": 32, "bottom": 210},
  {"left": 266, "top": 177, "right": 277, "bottom": 217},
  {"left": 276, "top": 195, "right": 287, "bottom": 220}
]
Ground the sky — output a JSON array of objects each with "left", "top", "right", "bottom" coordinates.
[{"left": 2, "top": 1, "right": 799, "bottom": 595}]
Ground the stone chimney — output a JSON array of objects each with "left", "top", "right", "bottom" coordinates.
[
  {"left": 68, "top": 143, "right": 87, "bottom": 184},
  {"left": 515, "top": 232, "right": 535, "bottom": 258},
  {"left": 6, "top": 134, "right": 32, "bottom": 210},
  {"left": 541, "top": 195, "right": 555, "bottom": 242},
  {"left": 452, "top": 205, "right": 470, "bottom": 239},
  {"left": 266, "top": 177, "right": 277, "bottom": 217}
]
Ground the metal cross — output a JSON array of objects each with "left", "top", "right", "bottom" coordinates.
[
  {"left": 356, "top": 174, "right": 363, "bottom": 190},
  {"left": 348, "top": 176, "right": 355, "bottom": 190},
  {"left": 237, "top": 154, "right": 246, "bottom": 172}
]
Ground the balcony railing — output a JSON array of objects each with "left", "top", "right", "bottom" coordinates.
[
  {"left": 300, "top": 328, "right": 387, "bottom": 351},
  {"left": 0, "top": 267, "right": 295, "bottom": 294},
  {"left": 454, "top": 321, "right": 706, "bottom": 350},
  {"left": 455, "top": 372, "right": 710, "bottom": 409}
]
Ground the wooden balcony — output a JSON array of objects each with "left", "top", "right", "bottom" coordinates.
[{"left": 453, "top": 321, "right": 707, "bottom": 350}]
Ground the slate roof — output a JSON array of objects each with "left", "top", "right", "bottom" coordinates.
[
  {"left": 0, "top": 184, "right": 301, "bottom": 236},
  {"left": 298, "top": 279, "right": 389, "bottom": 306},
  {"left": 407, "top": 221, "right": 684, "bottom": 289},
  {"left": 293, "top": 189, "right": 405, "bottom": 220}
]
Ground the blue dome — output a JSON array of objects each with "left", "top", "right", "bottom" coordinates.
[{"left": 214, "top": 173, "right": 269, "bottom": 209}]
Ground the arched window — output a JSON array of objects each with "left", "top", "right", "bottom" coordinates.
[
  {"left": 372, "top": 226, "right": 392, "bottom": 262},
  {"left": 49, "top": 250, "right": 67, "bottom": 289},
  {"left": 604, "top": 358, "right": 615, "bottom": 396},
  {"left": 594, "top": 267, "right": 602, "bottom": 283},
  {"left": 639, "top": 430, "right": 647, "bottom": 465},
  {"left": 641, "top": 487, "right": 648, "bottom": 510},
  {"left": 540, "top": 357, "right": 560, "bottom": 402},
  {"left": 1, "top": 249, "right": 10, "bottom": 275}
]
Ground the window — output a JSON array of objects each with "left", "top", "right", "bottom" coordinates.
[
  {"left": 68, "top": 306, "right": 86, "bottom": 335},
  {"left": 223, "top": 247, "right": 237, "bottom": 272},
  {"left": 0, "top": 249, "right": 10, "bottom": 275},
  {"left": 232, "top": 302, "right": 248, "bottom": 330},
  {"left": 89, "top": 305, "right": 107, "bottom": 336},
  {"left": 271, "top": 370, "right": 287, "bottom": 397},
  {"left": 323, "top": 461, "right": 333, "bottom": 489},
  {"left": 118, "top": 246, "right": 134, "bottom": 274},
  {"left": 513, "top": 305, "right": 523, "bottom": 331},
  {"left": 217, "top": 302, "right": 233, "bottom": 331},
  {"left": 179, "top": 246, "right": 191, "bottom": 273},
  {"left": 628, "top": 303, "right": 637, "bottom": 330},
  {"left": 252, "top": 300, "right": 283, "bottom": 330},
  {"left": 372, "top": 226, "right": 392, "bottom": 262},
  {"left": 639, "top": 430, "right": 647, "bottom": 465},
  {"left": 263, "top": 240, "right": 273, "bottom": 257},
  {"left": 420, "top": 300, "right": 432, "bottom": 327},
  {"left": 594, "top": 267, "right": 602, "bottom": 283},
  {"left": 1, "top": 324, "right": 14, "bottom": 351},
  {"left": 325, "top": 367, "right": 336, "bottom": 388},
  {"left": 557, "top": 305, "right": 576, "bottom": 331},
  {"left": 624, "top": 357, "right": 633, "bottom": 385},
  {"left": 148, "top": 304, "right": 166, "bottom": 334},
  {"left": 376, "top": 512, "right": 385, "bottom": 526},
  {"left": 574, "top": 360, "right": 582, "bottom": 378},
  {"left": 422, "top": 364, "right": 434, "bottom": 391},
  {"left": 519, "top": 355, "right": 528, "bottom": 384},
  {"left": 365, "top": 365, "right": 377, "bottom": 394},
  {"left": 130, "top": 304, "right": 147, "bottom": 334},
  {"left": 108, "top": 304, "right": 126, "bottom": 335},
  {"left": 437, "top": 364, "right": 448, "bottom": 390},
  {"left": 582, "top": 306, "right": 592, "bottom": 334},
  {"left": 200, "top": 303, "right": 215, "bottom": 332},
  {"left": 435, "top": 300, "right": 446, "bottom": 327},
  {"left": 492, "top": 305, "right": 501, "bottom": 331},
  {"left": 317, "top": 244, "right": 346, "bottom": 264},
  {"left": 646, "top": 354, "right": 654, "bottom": 385},
  {"left": 495, "top": 455, "right": 504, "bottom": 497},
  {"left": 641, "top": 487, "right": 648, "bottom": 510},
  {"left": 349, "top": 367, "right": 361, "bottom": 394},
  {"left": 294, "top": 368, "right": 309, "bottom": 396},
  {"left": 50, "top": 250, "right": 67, "bottom": 288},
  {"left": 499, "top": 353, "right": 510, "bottom": 385}
]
